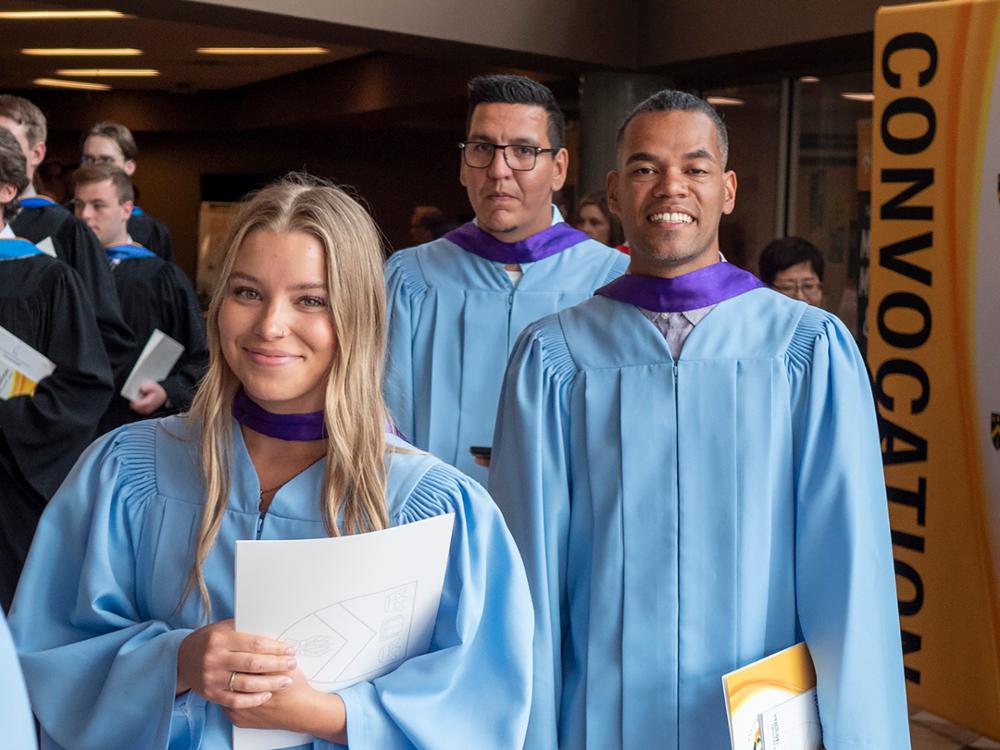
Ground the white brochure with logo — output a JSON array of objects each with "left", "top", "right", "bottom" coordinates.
[{"left": 233, "top": 513, "right": 455, "bottom": 750}]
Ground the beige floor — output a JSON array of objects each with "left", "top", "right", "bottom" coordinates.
[{"left": 910, "top": 708, "right": 1000, "bottom": 749}]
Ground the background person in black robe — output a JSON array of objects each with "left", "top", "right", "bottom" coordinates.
[
  {"left": 0, "top": 95, "right": 136, "bottom": 391},
  {"left": 80, "top": 120, "right": 173, "bottom": 261},
  {"left": 0, "top": 130, "right": 113, "bottom": 612},
  {"left": 73, "top": 165, "right": 207, "bottom": 432}
]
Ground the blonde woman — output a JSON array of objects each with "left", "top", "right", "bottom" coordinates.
[{"left": 10, "top": 176, "right": 533, "bottom": 749}]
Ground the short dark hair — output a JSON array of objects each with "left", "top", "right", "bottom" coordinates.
[
  {"left": 616, "top": 89, "right": 729, "bottom": 167},
  {"left": 758, "top": 236, "right": 825, "bottom": 285},
  {"left": 0, "top": 127, "right": 29, "bottom": 216},
  {"left": 82, "top": 121, "right": 138, "bottom": 161},
  {"left": 73, "top": 164, "right": 134, "bottom": 204},
  {"left": 0, "top": 95, "right": 47, "bottom": 147},
  {"left": 466, "top": 75, "right": 565, "bottom": 149}
]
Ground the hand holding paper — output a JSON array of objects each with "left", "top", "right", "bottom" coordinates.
[
  {"left": 176, "top": 618, "right": 297, "bottom": 708},
  {"left": 224, "top": 669, "right": 347, "bottom": 744},
  {"left": 233, "top": 513, "right": 455, "bottom": 750}
]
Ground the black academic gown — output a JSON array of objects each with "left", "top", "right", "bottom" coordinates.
[
  {"left": 127, "top": 210, "right": 173, "bottom": 262},
  {"left": 10, "top": 203, "right": 136, "bottom": 390},
  {"left": 0, "top": 255, "right": 114, "bottom": 611},
  {"left": 100, "top": 256, "right": 207, "bottom": 432}
]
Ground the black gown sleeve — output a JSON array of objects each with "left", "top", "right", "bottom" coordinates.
[
  {"left": 127, "top": 213, "right": 173, "bottom": 262},
  {"left": 156, "top": 263, "right": 207, "bottom": 411},
  {"left": 0, "top": 261, "right": 114, "bottom": 500}
]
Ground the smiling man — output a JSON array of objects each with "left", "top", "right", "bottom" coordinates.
[
  {"left": 490, "top": 90, "right": 910, "bottom": 749},
  {"left": 384, "top": 75, "right": 627, "bottom": 484}
]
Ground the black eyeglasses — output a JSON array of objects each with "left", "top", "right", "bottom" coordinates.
[{"left": 459, "top": 141, "right": 559, "bottom": 172}]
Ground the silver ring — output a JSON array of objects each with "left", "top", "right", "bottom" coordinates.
[{"left": 228, "top": 670, "right": 239, "bottom": 692}]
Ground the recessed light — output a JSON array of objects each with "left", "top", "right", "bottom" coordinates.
[
  {"left": 22, "top": 48, "right": 142, "bottom": 56},
  {"left": 196, "top": 46, "right": 329, "bottom": 55},
  {"left": 841, "top": 92, "right": 875, "bottom": 102},
  {"left": 706, "top": 96, "right": 744, "bottom": 106},
  {"left": 55, "top": 68, "right": 159, "bottom": 77},
  {"left": 799, "top": 76, "right": 821, "bottom": 83},
  {"left": 34, "top": 78, "right": 111, "bottom": 91},
  {"left": 0, "top": 10, "right": 128, "bottom": 20}
]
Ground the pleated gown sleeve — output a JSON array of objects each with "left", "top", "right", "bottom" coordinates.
[
  {"left": 330, "top": 461, "right": 534, "bottom": 750},
  {"left": 8, "top": 424, "right": 194, "bottom": 750},
  {"left": 383, "top": 250, "right": 425, "bottom": 443},
  {"left": 488, "top": 317, "right": 575, "bottom": 750},
  {"left": 787, "top": 308, "right": 910, "bottom": 749},
  {"left": 0, "top": 609, "right": 35, "bottom": 749}
]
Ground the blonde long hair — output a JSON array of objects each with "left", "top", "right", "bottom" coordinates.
[{"left": 185, "top": 175, "right": 390, "bottom": 619}]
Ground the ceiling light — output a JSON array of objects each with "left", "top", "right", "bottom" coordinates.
[
  {"left": 34, "top": 78, "right": 111, "bottom": 91},
  {"left": 22, "top": 47, "right": 142, "bottom": 56},
  {"left": 841, "top": 92, "right": 875, "bottom": 102},
  {"left": 0, "top": 10, "right": 128, "bottom": 20},
  {"left": 56, "top": 68, "right": 159, "bottom": 77},
  {"left": 799, "top": 76, "right": 820, "bottom": 83},
  {"left": 706, "top": 96, "right": 744, "bottom": 106},
  {"left": 196, "top": 46, "right": 329, "bottom": 55}
]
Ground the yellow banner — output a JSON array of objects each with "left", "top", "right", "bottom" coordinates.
[{"left": 871, "top": 0, "right": 1000, "bottom": 737}]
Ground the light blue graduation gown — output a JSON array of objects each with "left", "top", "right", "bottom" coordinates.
[
  {"left": 9, "top": 416, "right": 533, "bottom": 750},
  {"left": 384, "top": 223, "right": 628, "bottom": 484},
  {"left": 489, "top": 288, "right": 910, "bottom": 750},
  {"left": 0, "top": 610, "right": 35, "bottom": 749}
]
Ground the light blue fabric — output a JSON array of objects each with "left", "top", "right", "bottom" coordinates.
[
  {"left": 489, "top": 288, "right": 911, "bottom": 750},
  {"left": 9, "top": 415, "right": 532, "bottom": 750},
  {"left": 0, "top": 610, "right": 36, "bottom": 749},
  {"left": 384, "top": 225, "right": 628, "bottom": 485}
]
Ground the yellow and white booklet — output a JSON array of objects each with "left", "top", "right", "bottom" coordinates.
[
  {"left": 722, "top": 642, "right": 822, "bottom": 750},
  {"left": 0, "top": 324, "right": 55, "bottom": 399}
]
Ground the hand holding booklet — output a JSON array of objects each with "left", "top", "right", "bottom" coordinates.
[
  {"left": 233, "top": 513, "right": 455, "bottom": 750},
  {"left": 0, "top": 324, "right": 55, "bottom": 399},
  {"left": 722, "top": 642, "right": 823, "bottom": 750},
  {"left": 120, "top": 328, "right": 183, "bottom": 401}
]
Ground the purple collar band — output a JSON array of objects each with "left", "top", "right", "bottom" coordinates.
[
  {"left": 444, "top": 220, "right": 590, "bottom": 264},
  {"left": 232, "top": 388, "right": 326, "bottom": 441},
  {"left": 596, "top": 262, "right": 765, "bottom": 312}
]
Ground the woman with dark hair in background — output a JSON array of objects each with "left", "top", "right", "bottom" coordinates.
[
  {"left": 574, "top": 191, "right": 626, "bottom": 250},
  {"left": 758, "top": 235, "right": 825, "bottom": 306}
]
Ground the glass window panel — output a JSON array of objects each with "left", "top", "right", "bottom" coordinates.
[
  {"left": 703, "top": 82, "right": 783, "bottom": 272},
  {"left": 791, "top": 71, "right": 873, "bottom": 334}
]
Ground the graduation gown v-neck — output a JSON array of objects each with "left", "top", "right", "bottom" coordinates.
[
  {"left": 489, "top": 288, "right": 910, "bottom": 750},
  {"left": 10, "top": 416, "right": 533, "bottom": 750},
  {"left": 385, "top": 231, "right": 627, "bottom": 483}
]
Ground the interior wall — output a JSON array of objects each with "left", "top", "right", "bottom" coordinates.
[
  {"left": 125, "top": 0, "right": 640, "bottom": 69},
  {"left": 48, "top": 127, "right": 472, "bottom": 279},
  {"left": 638, "top": 0, "right": 919, "bottom": 68}
]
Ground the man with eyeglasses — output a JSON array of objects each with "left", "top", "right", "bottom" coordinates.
[
  {"left": 384, "top": 74, "right": 627, "bottom": 483},
  {"left": 81, "top": 121, "right": 174, "bottom": 261},
  {"left": 0, "top": 95, "right": 135, "bottom": 393},
  {"left": 759, "top": 236, "right": 825, "bottom": 305}
]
